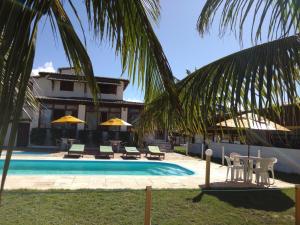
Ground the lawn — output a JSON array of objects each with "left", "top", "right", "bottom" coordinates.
[{"left": 0, "top": 189, "right": 295, "bottom": 225}]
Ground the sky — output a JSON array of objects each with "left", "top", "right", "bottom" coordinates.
[{"left": 32, "top": 0, "right": 256, "bottom": 102}]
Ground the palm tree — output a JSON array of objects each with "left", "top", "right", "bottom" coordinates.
[
  {"left": 0, "top": 0, "right": 178, "bottom": 200},
  {"left": 139, "top": 1, "right": 300, "bottom": 138}
]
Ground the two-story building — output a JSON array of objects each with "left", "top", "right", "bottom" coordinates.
[{"left": 8, "top": 67, "right": 146, "bottom": 147}]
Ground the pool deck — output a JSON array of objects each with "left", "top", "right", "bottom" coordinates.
[{"left": 1, "top": 152, "right": 295, "bottom": 190}]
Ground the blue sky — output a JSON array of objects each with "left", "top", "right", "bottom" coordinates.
[{"left": 33, "top": 1, "right": 255, "bottom": 102}]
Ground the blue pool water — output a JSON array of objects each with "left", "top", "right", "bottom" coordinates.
[
  {"left": 3, "top": 151, "right": 51, "bottom": 155},
  {"left": 0, "top": 160, "right": 194, "bottom": 176}
]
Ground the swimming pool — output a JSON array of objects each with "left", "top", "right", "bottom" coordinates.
[
  {"left": 0, "top": 160, "right": 194, "bottom": 176},
  {"left": 2, "top": 151, "right": 51, "bottom": 155}
]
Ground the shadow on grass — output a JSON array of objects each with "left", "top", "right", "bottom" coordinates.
[
  {"left": 275, "top": 171, "right": 300, "bottom": 184},
  {"left": 191, "top": 188, "right": 295, "bottom": 212}
]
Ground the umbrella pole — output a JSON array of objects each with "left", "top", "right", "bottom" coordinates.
[{"left": 248, "top": 144, "right": 250, "bottom": 158}]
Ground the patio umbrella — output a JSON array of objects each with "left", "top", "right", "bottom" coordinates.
[
  {"left": 51, "top": 115, "right": 85, "bottom": 138},
  {"left": 100, "top": 118, "right": 132, "bottom": 126},
  {"left": 51, "top": 115, "right": 85, "bottom": 124},
  {"left": 100, "top": 118, "right": 132, "bottom": 141},
  {"left": 216, "top": 113, "right": 290, "bottom": 157}
]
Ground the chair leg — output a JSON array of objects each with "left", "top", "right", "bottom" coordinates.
[
  {"left": 255, "top": 173, "right": 260, "bottom": 184},
  {"left": 271, "top": 170, "right": 275, "bottom": 185},
  {"left": 231, "top": 168, "right": 234, "bottom": 181},
  {"left": 226, "top": 167, "right": 229, "bottom": 181}
]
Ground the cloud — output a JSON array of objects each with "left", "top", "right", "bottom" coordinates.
[
  {"left": 31, "top": 62, "right": 55, "bottom": 76},
  {"left": 124, "top": 98, "right": 144, "bottom": 103}
]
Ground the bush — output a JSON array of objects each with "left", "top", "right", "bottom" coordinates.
[
  {"left": 174, "top": 146, "right": 187, "bottom": 155},
  {"left": 30, "top": 128, "right": 47, "bottom": 145}
]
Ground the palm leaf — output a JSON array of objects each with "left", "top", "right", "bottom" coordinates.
[
  {"left": 182, "top": 35, "right": 300, "bottom": 132},
  {"left": 198, "top": 0, "right": 300, "bottom": 42},
  {"left": 140, "top": 35, "right": 300, "bottom": 135},
  {"left": 84, "top": 0, "right": 178, "bottom": 103}
]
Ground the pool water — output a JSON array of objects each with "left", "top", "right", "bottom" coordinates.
[
  {"left": 0, "top": 160, "right": 194, "bottom": 176},
  {"left": 2, "top": 151, "right": 51, "bottom": 155}
]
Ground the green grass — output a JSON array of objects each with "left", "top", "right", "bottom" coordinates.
[
  {"left": 174, "top": 146, "right": 187, "bottom": 155},
  {"left": 0, "top": 189, "right": 295, "bottom": 225}
]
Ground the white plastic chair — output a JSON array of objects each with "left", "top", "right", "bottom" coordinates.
[
  {"left": 268, "top": 157, "right": 277, "bottom": 184},
  {"left": 225, "top": 156, "right": 244, "bottom": 181},
  {"left": 230, "top": 152, "right": 240, "bottom": 160},
  {"left": 254, "top": 158, "right": 273, "bottom": 186}
]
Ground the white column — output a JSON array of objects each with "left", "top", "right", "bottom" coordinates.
[
  {"left": 222, "top": 146, "right": 225, "bottom": 166},
  {"left": 120, "top": 107, "right": 128, "bottom": 131},
  {"left": 77, "top": 104, "right": 86, "bottom": 130}
]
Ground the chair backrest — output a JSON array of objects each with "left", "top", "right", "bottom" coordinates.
[
  {"left": 268, "top": 157, "right": 277, "bottom": 170},
  {"left": 224, "top": 156, "right": 232, "bottom": 166},
  {"left": 230, "top": 152, "right": 240, "bottom": 159},
  {"left": 258, "top": 158, "right": 273, "bottom": 171}
]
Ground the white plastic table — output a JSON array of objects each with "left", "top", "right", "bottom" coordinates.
[{"left": 235, "top": 156, "right": 262, "bottom": 183}]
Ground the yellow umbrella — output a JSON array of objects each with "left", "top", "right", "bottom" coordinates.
[
  {"left": 100, "top": 118, "right": 132, "bottom": 126},
  {"left": 51, "top": 115, "right": 85, "bottom": 124},
  {"left": 216, "top": 113, "right": 290, "bottom": 157},
  {"left": 216, "top": 113, "right": 290, "bottom": 131}
]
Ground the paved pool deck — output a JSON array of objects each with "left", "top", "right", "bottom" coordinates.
[{"left": 1, "top": 152, "right": 295, "bottom": 190}]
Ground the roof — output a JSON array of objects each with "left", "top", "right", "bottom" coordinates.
[
  {"left": 36, "top": 96, "right": 144, "bottom": 107},
  {"left": 216, "top": 113, "right": 290, "bottom": 131},
  {"left": 37, "top": 72, "right": 130, "bottom": 90}
]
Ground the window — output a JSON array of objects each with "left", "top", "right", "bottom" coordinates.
[
  {"left": 60, "top": 81, "right": 74, "bottom": 91},
  {"left": 98, "top": 84, "right": 117, "bottom": 94}
]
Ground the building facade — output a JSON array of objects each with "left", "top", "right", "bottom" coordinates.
[{"left": 8, "top": 67, "right": 146, "bottom": 147}]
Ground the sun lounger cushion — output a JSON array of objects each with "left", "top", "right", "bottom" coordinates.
[
  {"left": 125, "top": 147, "right": 139, "bottom": 153},
  {"left": 148, "top": 146, "right": 162, "bottom": 153},
  {"left": 69, "top": 144, "right": 84, "bottom": 152},
  {"left": 100, "top": 146, "right": 113, "bottom": 153}
]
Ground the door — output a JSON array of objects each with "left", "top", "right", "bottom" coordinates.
[{"left": 16, "top": 123, "right": 30, "bottom": 147}]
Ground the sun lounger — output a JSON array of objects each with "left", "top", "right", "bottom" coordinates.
[
  {"left": 68, "top": 144, "right": 84, "bottom": 157},
  {"left": 98, "top": 146, "right": 114, "bottom": 158},
  {"left": 123, "top": 147, "right": 141, "bottom": 158},
  {"left": 146, "top": 146, "right": 165, "bottom": 159}
]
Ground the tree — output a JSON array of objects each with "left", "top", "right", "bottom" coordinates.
[
  {"left": 0, "top": 0, "right": 178, "bottom": 200},
  {"left": 139, "top": 1, "right": 300, "bottom": 137}
]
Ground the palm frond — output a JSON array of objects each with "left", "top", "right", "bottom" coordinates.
[
  {"left": 198, "top": 0, "right": 300, "bottom": 42},
  {"left": 139, "top": 35, "right": 300, "bottom": 135},
  {"left": 182, "top": 34, "right": 300, "bottom": 132},
  {"left": 0, "top": 0, "right": 40, "bottom": 201},
  {"left": 84, "top": 0, "right": 177, "bottom": 103},
  {"left": 50, "top": 0, "right": 98, "bottom": 100}
]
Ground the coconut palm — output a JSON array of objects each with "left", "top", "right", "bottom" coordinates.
[
  {"left": 139, "top": 1, "right": 300, "bottom": 137},
  {"left": 0, "top": 0, "right": 178, "bottom": 200}
]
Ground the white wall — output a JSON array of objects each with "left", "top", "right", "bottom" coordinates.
[
  {"left": 191, "top": 142, "right": 300, "bottom": 174},
  {"left": 77, "top": 104, "right": 86, "bottom": 130},
  {"left": 33, "top": 77, "right": 124, "bottom": 100}
]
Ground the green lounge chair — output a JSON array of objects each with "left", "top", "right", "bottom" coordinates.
[
  {"left": 123, "top": 147, "right": 141, "bottom": 158},
  {"left": 98, "top": 146, "right": 114, "bottom": 158},
  {"left": 146, "top": 146, "right": 165, "bottom": 159},
  {"left": 68, "top": 144, "right": 84, "bottom": 157}
]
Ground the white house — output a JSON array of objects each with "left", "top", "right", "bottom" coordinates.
[{"left": 8, "top": 67, "right": 146, "bottom": 147}]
